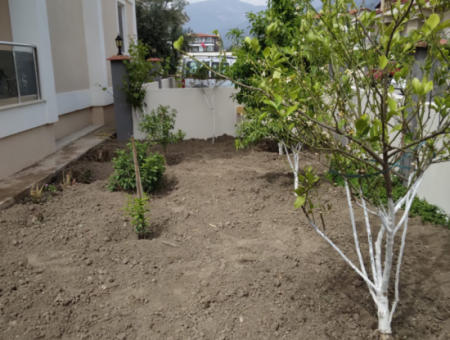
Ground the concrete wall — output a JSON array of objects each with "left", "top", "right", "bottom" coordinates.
[
  {"left": 134, "top": 87, "right": 238, "bottom": 140},
  {"left": 416, "top": 103, "right": 450, "bottom": 215},
  {"left": 54, "top": 108, "right": 92, "bottom": 140},
  {"left": 0, "top": 0, "right": 13, "bottom": 41},
  {"left": 0, "top": 124, "right": 56, "bottom": 181},
  {"left": 46, "top": 0, "right": 90, "bottom": 94}
]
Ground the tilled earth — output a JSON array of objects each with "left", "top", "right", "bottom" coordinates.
[{"left": 1, "top": 136, "right": 450, "bottom": 340}]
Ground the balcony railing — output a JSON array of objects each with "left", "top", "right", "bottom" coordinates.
[{"left": 0, "top": 41, "right": 40, "bottom": 108}]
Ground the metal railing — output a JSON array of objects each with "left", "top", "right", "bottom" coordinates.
[{"left": 0, "top": 41, "right": 40, "bottom": 107}]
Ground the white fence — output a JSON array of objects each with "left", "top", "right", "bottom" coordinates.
[
  {"left": 135, "top": 83, "right": 450, "bottom": 215},
  {"left": 134, "top": 87, "right": 239, "bottom": 140}
]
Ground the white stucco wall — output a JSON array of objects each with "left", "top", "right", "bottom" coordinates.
[{"left": 134, "top": 87, "right": 239, "bottom": 140}]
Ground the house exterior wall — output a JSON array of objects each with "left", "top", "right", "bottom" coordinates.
[
  {"left": 0, "top": 124, "right": 56, "bottom": 181},
  {"left": 46, "top": 0, "right": 90, "bottom": 94},
  {"left": 102, "top": 0, "right": 118, "bottom": 87},
  {"left": 53, "top": 108, "right": 92, "bottom": 140},
  {"left": 0, "top": 0, "right": 137, "bottom": 181},
  {"left": 126, "top": 1, "right": 135, "bottom": 41},
  {"left": 0, "top": 0, "right": 13, "bottom": 42}
]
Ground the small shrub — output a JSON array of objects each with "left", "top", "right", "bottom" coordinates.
[
  {"left": 123, "top": 194, "right": 151, "bottom": 239},
  {"left": 107, "top": 141, "right": 165, "bottom": 193},
  {"left": 327, "top": 163, "right": 450, "bottom": 228},
  {"left": 45, "top": 184, "right": 58, "bottom": 195},
  {"left": 138, "top": 105, "right": 186, "bottom": 157},
  {"left": 30, "top": 183, "right": 45, "bottom": 204}
]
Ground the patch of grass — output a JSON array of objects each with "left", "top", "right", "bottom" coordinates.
[{"left": 327, "top": 164, "right": 450, "bottom": 228}]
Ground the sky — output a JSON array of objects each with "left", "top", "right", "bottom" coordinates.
[{"left": 188, "top": 0, "right": 268, "bottom": 5}]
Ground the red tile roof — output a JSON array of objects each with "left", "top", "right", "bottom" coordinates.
[
  {"left": 147, "top": 58, "right": 162, "bottom": 62},
  {"left": 192, "top": 33, "right": 218, "bottom": 38},
  {"left": 107, "top": 55, "right": 130, "bottom": 61}
]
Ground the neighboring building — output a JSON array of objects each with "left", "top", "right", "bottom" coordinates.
[
  {"left": 188, "top": 33, "right": 220, "bottom": 53},
  {"left": 0, "top": 0, "right": 137, "bottom": 182},
  {"left": 369, "top": 0, "right": 449, "bottom": 37}
]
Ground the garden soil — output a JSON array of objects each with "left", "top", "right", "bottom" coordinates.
[{"left": 1, "top": 136, "right": 450, "bottom": 340}]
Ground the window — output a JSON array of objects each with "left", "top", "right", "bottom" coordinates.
[
  {"left": 206, "top": 46, "right": 214, "bottom": 52},
  {"left": 118, "top": 4, "right": 124, "bottom": 39},
  {"left": 0, "top": 43, "right": 39, "bottom": 107},
  {"left": 190, "top": 46, "right": 199, "bottom": 52},
  {"left": 117, "top": 2, "right": 128, "bottom": 51}
]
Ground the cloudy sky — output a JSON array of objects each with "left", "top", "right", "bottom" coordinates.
[{"left": 188, "top": 0, "right": 268, "bottom": 5}]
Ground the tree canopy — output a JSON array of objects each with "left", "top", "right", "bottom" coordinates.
[{"left": 136, "top": 0, "right": 192, "bottom": 73}]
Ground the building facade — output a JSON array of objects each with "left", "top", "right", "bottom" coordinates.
[
  {"left": 0, "top": 0, "right": 137, "bottom": 182},
  {"left": 188, "top": 33, "right": 220, "bottom": 53}
]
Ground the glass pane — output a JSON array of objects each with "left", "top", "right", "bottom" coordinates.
[
  {"left": 0, "top": 45, "right": 19, "bottom": 107},
  {"left": 13, "top": 46, "right": 38, "bottom": 102}
]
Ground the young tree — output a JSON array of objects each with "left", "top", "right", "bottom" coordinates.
[
  {"left": 174, "top": 0, "right": 450, "bottom": 337},
  {"left": 138, "top": 105, "right": 185, "bottom": 160}
]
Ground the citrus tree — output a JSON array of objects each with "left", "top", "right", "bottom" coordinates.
[{"left": 174, "top": 0, "right": 450, "bottom": 338}]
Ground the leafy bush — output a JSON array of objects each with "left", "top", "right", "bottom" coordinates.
[
  {"left": 107, "top": 141, "right": 165, "bottom": 193},
  {"left": 138, "top": 105, "right": 185, "bottom": 157},
  {"left": 327, "top": 164, "right": 450, "bottom": 228},
  {"left": 123, "top": 194, "right": 151, "bottom": 238}
]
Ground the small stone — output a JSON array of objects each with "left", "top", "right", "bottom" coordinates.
[
  {"left": 12, "top": 240, "right": 18, "bottom": 246},
  {"left": 85, "top": 259, "right": 93, "bottom": 266},
  {"left": 353, "top": 313, "right": 360, "bottom": 321},
  {"left": 54, "top": 293, "right": 63, "bottom": 303},
  {"left": 274, "top": 278, "right": 281, "bottom": 287},
  {"left": 103, "top": 236, "right": 111, "bottom": 242},
  {"left": 87, "top": 276, "right": 93, "bottom": 284},
  {"left": 225, "top": 222, "right": 231, "bottom": 227},
  {"left": 122, "top": 258, "right": 129, "bottom": 265}
]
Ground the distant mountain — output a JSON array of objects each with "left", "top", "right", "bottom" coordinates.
[
  {"left": 184, "top": 0, "right": 266, "bottom": 49},
  {"left": 184, "top": 0, "right": 380, "bottom": 49},
  {"left": 311, "top": 0, "right": 380, "bottom": 10}
]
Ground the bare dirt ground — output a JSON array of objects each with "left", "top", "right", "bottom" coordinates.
[{"left": 1, "top": 136, "right": 450, "bottom": 340}]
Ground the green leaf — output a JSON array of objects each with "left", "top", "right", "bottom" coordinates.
[
  {"left": 263, "top": 47, "right": 271, "bottom": 59},
  {"left": 379, "top": 55, "right": 388, "bottom": 69},
  {"left": 173, "top": 36, "right": 184, "bottom": 50},
  {"left": 211, "top": 30, "right": 219, "bottom": 36},
  {"left": 306, "top": 31, "right": 317, "bottom": 42},
  {"left": 289, "top": 86, "right": 300, "bottom": 100},
  {"left": 285, "top": 105, "right": 298, "bottom": 116},
  {"left": 403, "top": 42, "right": 412, "bottom": 52},
  {"left": 263, "top": 100, "right": 278, "bottom": 110},
  {"left": 274, "top": 94, "right": 283, "bottom": 108},
  {"left": 391, "top": 124, "right": 402, "bottom": 132},
  {"left": 251, "top": 37, "right": 260, "bottom": 52},
  {"left": 244, "top": 37, "right": 252, "bottom": 46},
  {"left": 412, "top": 78, "right": 422, "bottom": 94},
  {"left": 294, "top": 195, "right": 306, "bottom": 209},
  {"left": 423, "top": 80, "right": 433, "bottom": 94},
  {"left": 387, "top": 97, "right": 397, "bottom": 112},
  {"left": 355, "top": 116, "right": 369, "bottom": 136},
  {"left": 273, "top": 70, "right": 281, "bottom": 79},
  {"left": 259, "top": 112, "right": 268, "bottom": 122},
  {"left": 426, "top": 14, "right": 440, "bottom": 31},
  {"left": 436, "top": 20, "right": 450, "bottom": 31},
  {"left": 267, "top": 23, "right": 276, "bottom": 35}
]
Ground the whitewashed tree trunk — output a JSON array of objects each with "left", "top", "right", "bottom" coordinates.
[
  {"left": 305, "top": 172, "right": 424, "bottom": 337},
  {"left": 282, "top": 141, "right": 302, "bottom": 191}
]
